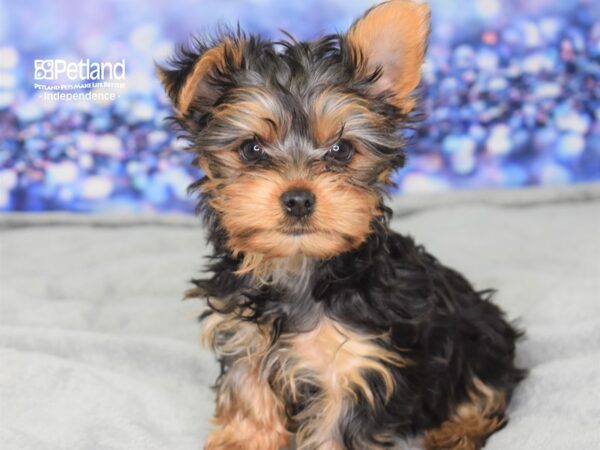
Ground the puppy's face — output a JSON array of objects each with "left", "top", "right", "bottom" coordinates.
[{"left": 160, "top": 1, "right": 429, "bottom": 264}]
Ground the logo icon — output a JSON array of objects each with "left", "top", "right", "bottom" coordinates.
[{"left": 34, "top": 60, "right": 54, "bottom": 80}]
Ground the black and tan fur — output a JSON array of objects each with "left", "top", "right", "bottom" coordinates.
[{"left": 158, "top": 1, "right": 525, "bottom": 449}]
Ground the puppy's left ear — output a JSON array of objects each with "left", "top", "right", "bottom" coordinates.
[{"left": 347, "top": 0, "right": 430, "bottom": 113}]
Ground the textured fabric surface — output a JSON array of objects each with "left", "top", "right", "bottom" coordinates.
[{"left": 1, "top": 185, "right": 599, "bottom": 449}]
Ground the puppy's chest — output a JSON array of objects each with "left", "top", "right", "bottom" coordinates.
[
  {"left": 270, "top": 318, "right": 402, "bottom": 401},
  {"left": 262, "top": 275, "right": 385, "bottom": 386},
  {"left": 204, "top": 298, "right": 405, "bottom": 414}
]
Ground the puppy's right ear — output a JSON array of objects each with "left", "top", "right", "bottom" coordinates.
[{"left": 157, "top": 36, "right": 245, "bottom": 119}]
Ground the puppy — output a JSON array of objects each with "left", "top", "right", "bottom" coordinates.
[{"left": 158, "top": 1, "right": 525, "bottom": 449}]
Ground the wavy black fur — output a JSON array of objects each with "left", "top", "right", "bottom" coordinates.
[
  {"left": 159, "top": 21, "right": 526, "bottom": 450},
  {"left": 193, "top": 212, "right": 525, "bottom": 447}
]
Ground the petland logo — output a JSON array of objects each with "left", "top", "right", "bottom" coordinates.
[
  {"left": 34, "top": 59, "right": 126, "bottom": 81},
  {"left": 33, "top": 58, "right": 126, "bottom": 103}
]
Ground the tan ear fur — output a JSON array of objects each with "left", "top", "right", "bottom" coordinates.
[
  {"left": 347, "top": 0, "right": 430, "bottom": 112},
  {"left": 158, "top": 37, "right": 244, "bottom": 116}
]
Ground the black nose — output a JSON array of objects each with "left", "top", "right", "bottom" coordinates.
[{"left": 281, "top": 189, "right": 316, "bottom": 219}]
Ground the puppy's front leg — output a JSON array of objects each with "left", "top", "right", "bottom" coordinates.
[{"left": 204, "top": 360, "right": 290, "bottom": 450}]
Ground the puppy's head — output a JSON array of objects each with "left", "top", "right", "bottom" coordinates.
[{"left": 159, "top": 1, "right": 429, "bottom": 269}]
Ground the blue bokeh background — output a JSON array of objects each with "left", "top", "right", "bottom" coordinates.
[{"left": 0, "top": 0, "right": 599, "bottom": 212}]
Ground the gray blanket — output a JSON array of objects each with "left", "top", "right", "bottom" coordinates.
[{"left": 1, "top": 184, "right": 599, "bottom": 449}]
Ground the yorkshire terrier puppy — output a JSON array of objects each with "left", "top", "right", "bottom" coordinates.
[{"left": 159, "top": 1, "right": 525, "bottom": 449}]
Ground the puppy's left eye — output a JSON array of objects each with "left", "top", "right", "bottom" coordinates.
[
  {"left": 325, "top": 140, "right": 354, "bottom": 163},
  {"left": 240, "top": 139, "right": 266, "bottom": 163}
]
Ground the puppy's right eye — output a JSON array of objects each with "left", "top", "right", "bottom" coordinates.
[{"left": 239, "top": 139, "right": 266, "bottom": 163}]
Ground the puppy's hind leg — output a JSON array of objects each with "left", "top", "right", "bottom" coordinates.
[{"left": 423, "top": 379, "right": 508, "bottom": 450}]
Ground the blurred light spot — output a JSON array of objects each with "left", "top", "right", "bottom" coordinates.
[
  {"left": 0, "top": 71, "right": 16, "bottom": 89},
  {"left": 0, "top": 46, "right": 18, "bottom": 68},
  {"left": 443, "top": 134, "right": 476, "bottom": 155},
  {"left": 47, "top": 161, "right": 79, "bottom": 185},
  {"left": 486, "top": 125, "right": 512, "bottom": 155},
  {"left": 453, "top": 45, "right": 475, "bottom": 68},
  {"left": 539, "top": 17, "right": 563, "bottom": 43},
  {"left": 452, "top": 150, "right": 476, "bottom": 174},
  {"left": 170, "top": 138, "right": 189, "bottom": 151},
  {"left": 16, "top": 100, "right": 43, "bottom": 122},
  {"left": 557, "top": 133, "right": 585, "bottom": 159},
  {"left": 81, "top": 176, "right": 113, "bottom": 200},
  {"left": 76, "top": 133, "right": 96, "bottom": 152},
  {"left": 521, "top": 21, "right": 543, "bottom": 48},
  {"left": 481, "top": 31, "right": 498, "bottom": 45},
  {"left": 488, "top": 76, "right": 508, "bottom": 91},
  {"left": 130, "top": 100, "right": 155, "bottom": 123},
  {"left": 555, "top": 109, "right": 591, "bottom": 134},
  {"left": 522, "top": 52, "right": 553, "bottom": 74},
  {"left": 475, "top": 0, "right": 500, "bottom": 19},
  {"left": 476, "top": 48, "right": 499, "bottom": 71},
  {"left": 78, "top": 153, "right": 94, "bottom": 170},
  {"left": 0, "top": 169, "right": 17, "bottom": 190},
  {"left": 535, "top": 82, "right": 561, "bottom": 98},
  {"left": 0, "top": 91, "right": 14, "bottom": 108},
  {"left": 96, "top": 134, "right": 123, "bottom": 157},
  {"left": 148, "top": 130, "right": 168, "bottom": 148}
]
